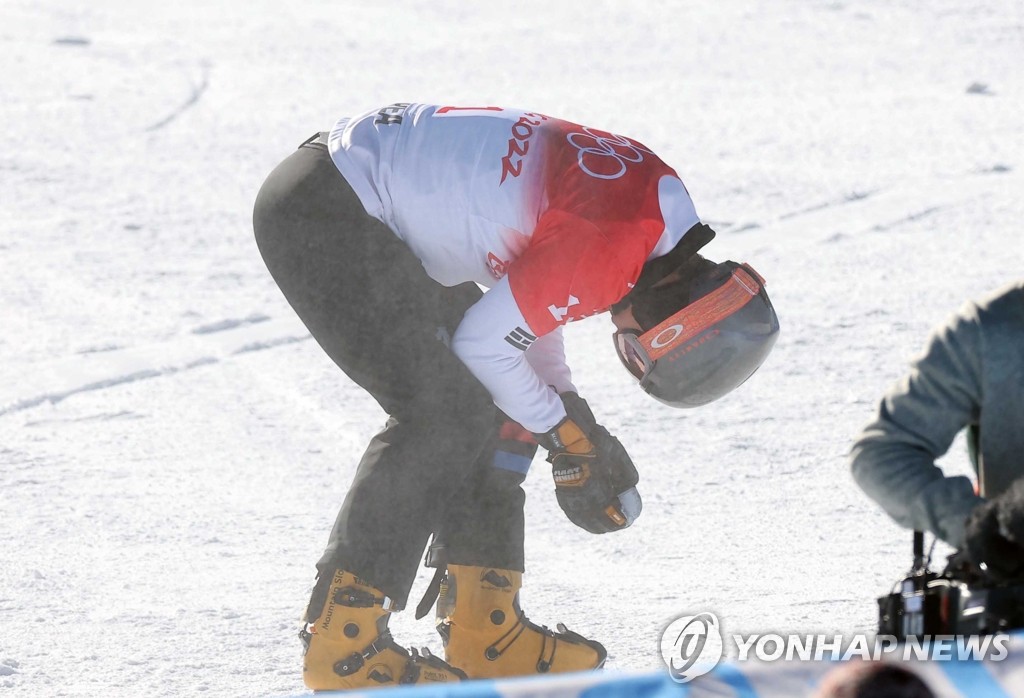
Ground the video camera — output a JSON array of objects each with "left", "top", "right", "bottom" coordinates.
[{"left": 878, "top": 531, "right": 1024, "bottom": 639}]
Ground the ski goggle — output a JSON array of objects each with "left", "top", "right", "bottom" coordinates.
[{"left": 613, "top": 262, "right": 779, "bottom": 408}]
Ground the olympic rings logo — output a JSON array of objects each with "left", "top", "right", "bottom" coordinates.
[{"left": 566, "top": 127, "right": 654, "bottom": 180}]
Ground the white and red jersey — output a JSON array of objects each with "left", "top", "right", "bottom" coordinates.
[{"left": 328, "top": 103, "right": 700, "bottom": 432}]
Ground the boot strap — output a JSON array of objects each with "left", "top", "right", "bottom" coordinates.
[
  {"left": 332, "top": 633, "right": 462, "bottom": 683},
  {"left": 400, "top": 648, "right": 422, "bottom": 684},
  {"left": 536, "top": 628, "right": 556, "bottom": 673},
  {"left": 298, "top": 625, "right": 313, "bottom": 654},
  {"left": 484, "top": 609, "right": 531, "bottom": 660},
  {"left": 484, "top": 611, "right": 563, "bottom": 673},
  {"left": 408, "top": 647, "right": 467, "bottom": 681},
  {"left": 332, "top": 586, "right": 397, "bottom": 611},
  {"left": 414, "top": 566, "right": 447, "bottom": 620},
  {"left": 332, "top": 631, "right": 396, "bottom": 677}
]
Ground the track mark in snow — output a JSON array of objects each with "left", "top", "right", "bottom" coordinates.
[
  {"left": 3, "top": 370, "right": 164, "bottom": 416},
  {"left": 192, "top": 314, "right": 271, "bottom": 335},
  {"left": 53, "top": 36, "right": 91, "bottom": 46},
  {"left": 76, "top": 343, "right": 124, "bottom": 355},
  {"left": 778, "top": 190, "right": 876, "bottom": 221},
  {"left": 24, "top": 410, "right": 144, "bottom": 427},
  {"left": 980, "top": 164, "right": 1012, "bottom": 174},
  {"left": 770, "top": 171, "right": 1021, "bottom": 245},
  {"left": 704, "top": 219, "right": 762, "bottom": 233},
  {"left": 0, "top": 317, "right": 310, "bottom": 418},
  {"left": 787, "top": 598, "right": 859, "bottom": 607},
  {"left": 731, "top": 222, "right": 762, "bottom": 233},
  {"left": 233, "top": 336, "right": 306, "bottom": 355},
  {"left": 871, "top": 206, "right": 943, "bottom": 232},
  {"left": 145, "top": 61, "right": 211, "bottom": 132}
]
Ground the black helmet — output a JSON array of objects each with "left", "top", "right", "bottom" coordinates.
[{"left": 612, "top": 224, "right": 779, "bottom": 408}]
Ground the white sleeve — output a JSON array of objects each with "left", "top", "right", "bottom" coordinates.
[
  {"left": 451, "top": 276, "right": 567, "bottom": 433},
  {"left": 525, "top": 327, "right": 576, "bottom": 395}
]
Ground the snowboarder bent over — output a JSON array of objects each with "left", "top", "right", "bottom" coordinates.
[{"left": 253, "top": 103, "right": 779, "bottom": 690}]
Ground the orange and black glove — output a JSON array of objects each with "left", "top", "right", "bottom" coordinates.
[{"left": 534, "top": 393, "right": 641, "bottom": 534}]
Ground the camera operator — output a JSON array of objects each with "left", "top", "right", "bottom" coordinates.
[{"left": 850, "top": 281, "right": 1024, "bottom": 583}]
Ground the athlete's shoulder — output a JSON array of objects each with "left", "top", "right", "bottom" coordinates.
[{"left": 508, "top": 210, "right": 635, "bottom": 336}]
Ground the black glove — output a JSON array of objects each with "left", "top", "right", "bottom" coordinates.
[
  {"left": 996, "top": 477, "right": 1024, "bottom": 543},
  {"left": 963, "top": 478, "right": 1024, "bottom": 583},
  {"left": 534, "top": 393, "right": 641, "bottom": 534}
]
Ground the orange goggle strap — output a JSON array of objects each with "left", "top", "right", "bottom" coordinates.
[{"left": 637, "top": 264, "right": 765, "bottom": 361}]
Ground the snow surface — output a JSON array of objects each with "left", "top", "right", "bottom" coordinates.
[{"left": 2, "top": 0, "right": 1022, "bottom": 695}]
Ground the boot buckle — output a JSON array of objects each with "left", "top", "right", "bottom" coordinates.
[
  {"left": 333, "top": 653, "right": 364, "bottom": 677},
  {"left": 331, "top": 631, "right": 392, "bottom": 678},
  {"left": 332, "top": 586, "right": 396, "bottom": 610}
]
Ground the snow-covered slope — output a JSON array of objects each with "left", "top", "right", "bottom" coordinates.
[{"left": 2, "top": 1, "right": 1022, "bottom": 695}]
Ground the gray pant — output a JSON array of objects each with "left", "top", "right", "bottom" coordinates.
[{"left": 252, "top": 136, "right": 534, "bottom": 608}]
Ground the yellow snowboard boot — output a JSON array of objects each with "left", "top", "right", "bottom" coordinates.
[
  {"left": 436, "top": 565, "right": 606, "bottom": 678},
  {"left": 301, "top": 569, "right": 466, "bottom": 691}
]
